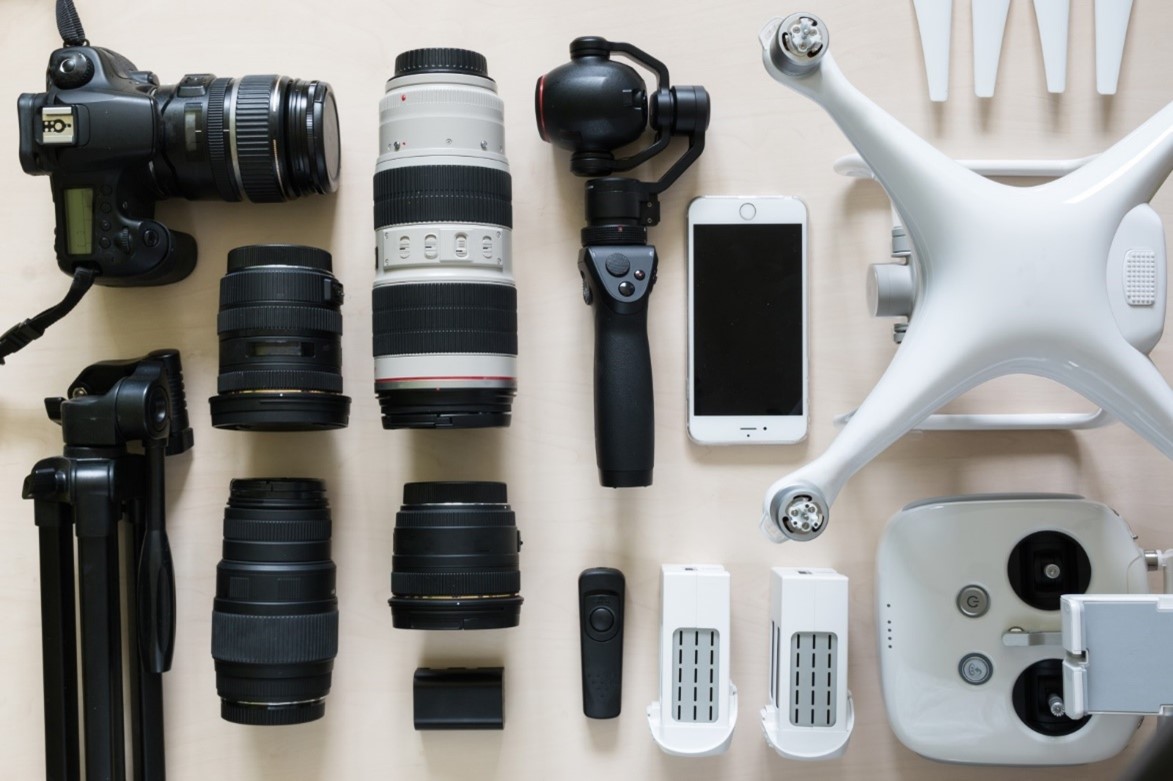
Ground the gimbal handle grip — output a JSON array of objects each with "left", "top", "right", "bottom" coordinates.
[{"left": 580, "top": 245, "right": 657, "bottom": 488}]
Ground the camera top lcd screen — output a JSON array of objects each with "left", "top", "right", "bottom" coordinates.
[{"left": 692, "top": 222, "right": 803, "bottom": 416}]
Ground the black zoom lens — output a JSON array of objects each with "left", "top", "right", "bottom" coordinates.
[
  {"left": 212, "top": 479, "right": 339, "bottom": 725},
  {"left": 390, "top": 482, "right": 523, "bottom": 630},
  {"left": 210, "top": 244, "right": 351, "bottom": 431},
  {"left": 159, "top": 74, "right": 340, "bottom": 203}
]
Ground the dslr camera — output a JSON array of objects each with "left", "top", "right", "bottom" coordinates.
[{"left": 17, "top": 8, "right": 340, "bottom": 288}]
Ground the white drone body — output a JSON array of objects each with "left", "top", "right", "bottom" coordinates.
[{"left": 757, "top": 13, "right": 1173, "bottom": 544}]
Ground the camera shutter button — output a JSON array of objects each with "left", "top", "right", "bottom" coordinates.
[{"left": 589, "top": 607, "right": 615, "bottom": 633}]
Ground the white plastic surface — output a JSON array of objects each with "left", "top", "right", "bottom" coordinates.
[
  {"left": 875, "top": 496, "right": 1146, "bottom": 764},
  {"left": 647, "top": 565, "right": 737, "bottom": 757},
  {"left": 1033, "top": 0, "right": 1070, "bottom": 93},
  {"left": 972, "top": 0, "right": 1011, "bottom": 97},
  {"left": 1095, "top": 0, "right": 1134, "bottom": 95},
  {"left": 912, "top": 0, "right": 953, "bottom": 101},
  {"left": 759, "top": 16, "right": 1173, "bottom": 539},
  {"left": 761, "top": 568, "right": 854, "bottom": 760}
]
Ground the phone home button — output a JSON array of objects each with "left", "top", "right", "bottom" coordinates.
[{"left": 739, "top": 203, "right": 756, "bottom": 220}]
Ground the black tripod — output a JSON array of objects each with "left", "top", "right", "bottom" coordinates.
[{"left": 23, "top": 350, "right": 193, "bottom": 781}]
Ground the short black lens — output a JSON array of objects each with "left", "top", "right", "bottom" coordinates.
[
  {"left": 212, "top": 478, "right": 338, "bottom": 725},
  {"left": 389, "top": 481, "right": 523, "bottom": 630},
  {"left": 160, "top": 74, "right": 340, "bottom": 203},
  {"left": 210, "top": 244, "right": 351, "bottom": 431}
]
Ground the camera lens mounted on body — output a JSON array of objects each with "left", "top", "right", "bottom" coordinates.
[{"left": 371, "top": 49, "right": 517, "bottom": 430}]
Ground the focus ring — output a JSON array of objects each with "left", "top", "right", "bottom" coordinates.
[
  {"left": 391, "top": 570, "right": 521, "bottom": 597},
  {"left": 211, "top": 611, "right": 339, "bottom": 665},
  {"left": 220, "top": 272, "right": 337, "bottom": 307},
  {"left": 372, "top": 283, "right": 516, "bottom": 357},
  {"left": 235, "top": 75, "right": 285, "bottom": 203},
  {"left": 218, "top": 305, "right": 342, "bottom": 335},
  {"left": 206, "top": 77, "right": 240, "bottom": 201},
  {"left": 373, "top": 166, "right": 512, "bottom": 229},
  {"left": 217, "top": 369, "right": 343, "bottom": 394},
  {"left": 222, "top": 702, "right": 325, "bottom": 726}
]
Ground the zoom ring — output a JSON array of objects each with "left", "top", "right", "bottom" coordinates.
[
  {"left": 235, "top": 75, "right": 285, "bottom": 203},
  {"left": 211, "top": 611, "right": 339, "bottom": 665},
  {"left": 373, "top": 166, "right": 512, "bottom": 228},
  {"left": 206, "top": 77, "right": 240, "bottom": 201},
  {"left": 372, "top": 283, "right": 516, "bottom": 356},
  {"left": 392, "top": 570, "right": 521, "bottom": 597}
]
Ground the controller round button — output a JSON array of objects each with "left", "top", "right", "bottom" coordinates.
[
  {"left": 634, "top": 269, "right": 646, "bottom": 281},
  {"left": 957, "top": 585, "right": 990, "bottom": 618},
  {"left": 605, "top": 253, "right": 631, "bottom": 277},
  {"left": 589, "top": 607, "right": 614, "bottom": 633},
  {"left": 618, "top": 281, "right": 635, "bottom": 297},
  {"left": 959, "top": 653, "right": 992, "bottom": 685}
]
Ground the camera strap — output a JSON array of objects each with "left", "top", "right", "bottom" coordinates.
[
  {"left": 0, "top": 266, "right": 97, "bottom": 365},
  {"left": 56, "top": 0, "right": 88, "bottom": 47}
]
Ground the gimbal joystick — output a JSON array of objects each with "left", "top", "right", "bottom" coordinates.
[{"left": 536, "top": 37, "right": 709, "bottom": 487}]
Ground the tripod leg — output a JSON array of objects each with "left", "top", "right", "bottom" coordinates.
[
  {"left": 34, "top": 499, "right": 80, "bottom": 781},
  {"left": 126, "top": 499, "right": 165, "bottom": 781},
  {"left": 76, "top": 492, "right": 126, "bottom": 781}
]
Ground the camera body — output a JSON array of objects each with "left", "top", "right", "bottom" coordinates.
[
  {"left": 19, "top": 45, "right": 201, "bottom": 286},
  {"left": 19, "top": 43, "right": 340, "bottom": 288},
  {"left": 876, "top": 494, "right": 1145, "bottom": 765}
]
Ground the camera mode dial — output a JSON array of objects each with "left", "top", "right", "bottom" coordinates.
[{"left": 49, "top": 50, "right": 94, "bottom": 89}]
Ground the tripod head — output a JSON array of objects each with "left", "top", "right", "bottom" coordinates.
[{"left": 44, "top": 349, "right": 193, "bottom": 454}]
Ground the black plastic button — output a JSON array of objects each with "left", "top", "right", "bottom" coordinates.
[
  {"left": 604, "top": 253, "right": 631, "bottom": 277},
  {"left": 634, "top": 269, "right": 646, "bottom": 281},
  {"left": 98, "top": 236, "right": 111, "bottom": 249},
  {"left": 589, "top": 607, "right": 614, "bottom": 633},
  {"left": 142, "top": 228, "right": 159, "bottom": 248},
  {"left": 617, "top": 281, "right": 635, "bottom": 297}
]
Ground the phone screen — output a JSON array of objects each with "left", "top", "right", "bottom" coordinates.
[{"left": 692, "top": 222, "right": 803, "bottom": 416}]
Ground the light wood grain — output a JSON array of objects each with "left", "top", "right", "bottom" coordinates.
[{"left": 1, "top": 0, "right": 1170, "bottom": 778}]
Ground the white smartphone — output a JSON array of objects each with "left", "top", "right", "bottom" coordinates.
[{"left": 687, "top": 196, "right": 808, "bottom": 444}]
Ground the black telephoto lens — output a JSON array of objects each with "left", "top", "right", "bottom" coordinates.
[
  {"left": 390, "top": 482, "right": 523, "bottom": 630},
  {"left": 210, "top": 244, "right": 351, "bottom": 431},
  {"left": 158, "top": 74, "right": 341, "bottom": 203},
  {"left": 212, "top": 478, "right": 339, "bottom": 725}
]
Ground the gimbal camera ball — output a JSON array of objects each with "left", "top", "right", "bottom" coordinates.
[{"left": 536, "top": 38, "right": 710, "bottom": 488}]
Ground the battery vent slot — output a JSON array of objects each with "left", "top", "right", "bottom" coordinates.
[
  {"left": 790, "top": 631, "right": 837, "bottom": 727},
  {"left": 672, "top": 628, "right": 720, "bottom": 723}
]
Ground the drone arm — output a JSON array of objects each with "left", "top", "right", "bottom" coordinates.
[
  {"left": 1052, "top": 101, "right": 1173, "bottom": 212},
  {"left": 762, "top": 307, "right": 993, "bottom": 541},
  {"left": 762, "top": 44, "right": 987, "bottom": 251}
]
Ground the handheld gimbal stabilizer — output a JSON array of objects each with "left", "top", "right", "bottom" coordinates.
[
  {"left": 23, "top": 349, "right": 193, "bottom": 781},
  {"left": 536, "top": 37, "right": 709, "bottom": 487}
]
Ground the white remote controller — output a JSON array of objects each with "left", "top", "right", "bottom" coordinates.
[{"left": 876, "top": 494, "right": 1147, "bottom": 765}]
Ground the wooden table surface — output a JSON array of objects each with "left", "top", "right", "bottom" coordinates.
[{"left": 1, "top": 0, "right": 1171, "bottom": 778}]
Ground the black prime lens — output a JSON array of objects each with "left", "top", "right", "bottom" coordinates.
[
  {"left": 390, "top": 481, "right": 523, "bottom": 630},
  {"left": 212, "top": 478, "right": 339, "bottom": 725},
  {"left": 210, "top": 244, "right": 351, "bottom": 431},
  {"left": 372, "top": 49, "right": 517, "bottom": 430},
  {"left": 159, "top": 74, "right": 340, "bottom": 203}
]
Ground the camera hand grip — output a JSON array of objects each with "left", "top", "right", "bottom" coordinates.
[{"left": 580, "top": 245, "right": 657, "bottom": 488}]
